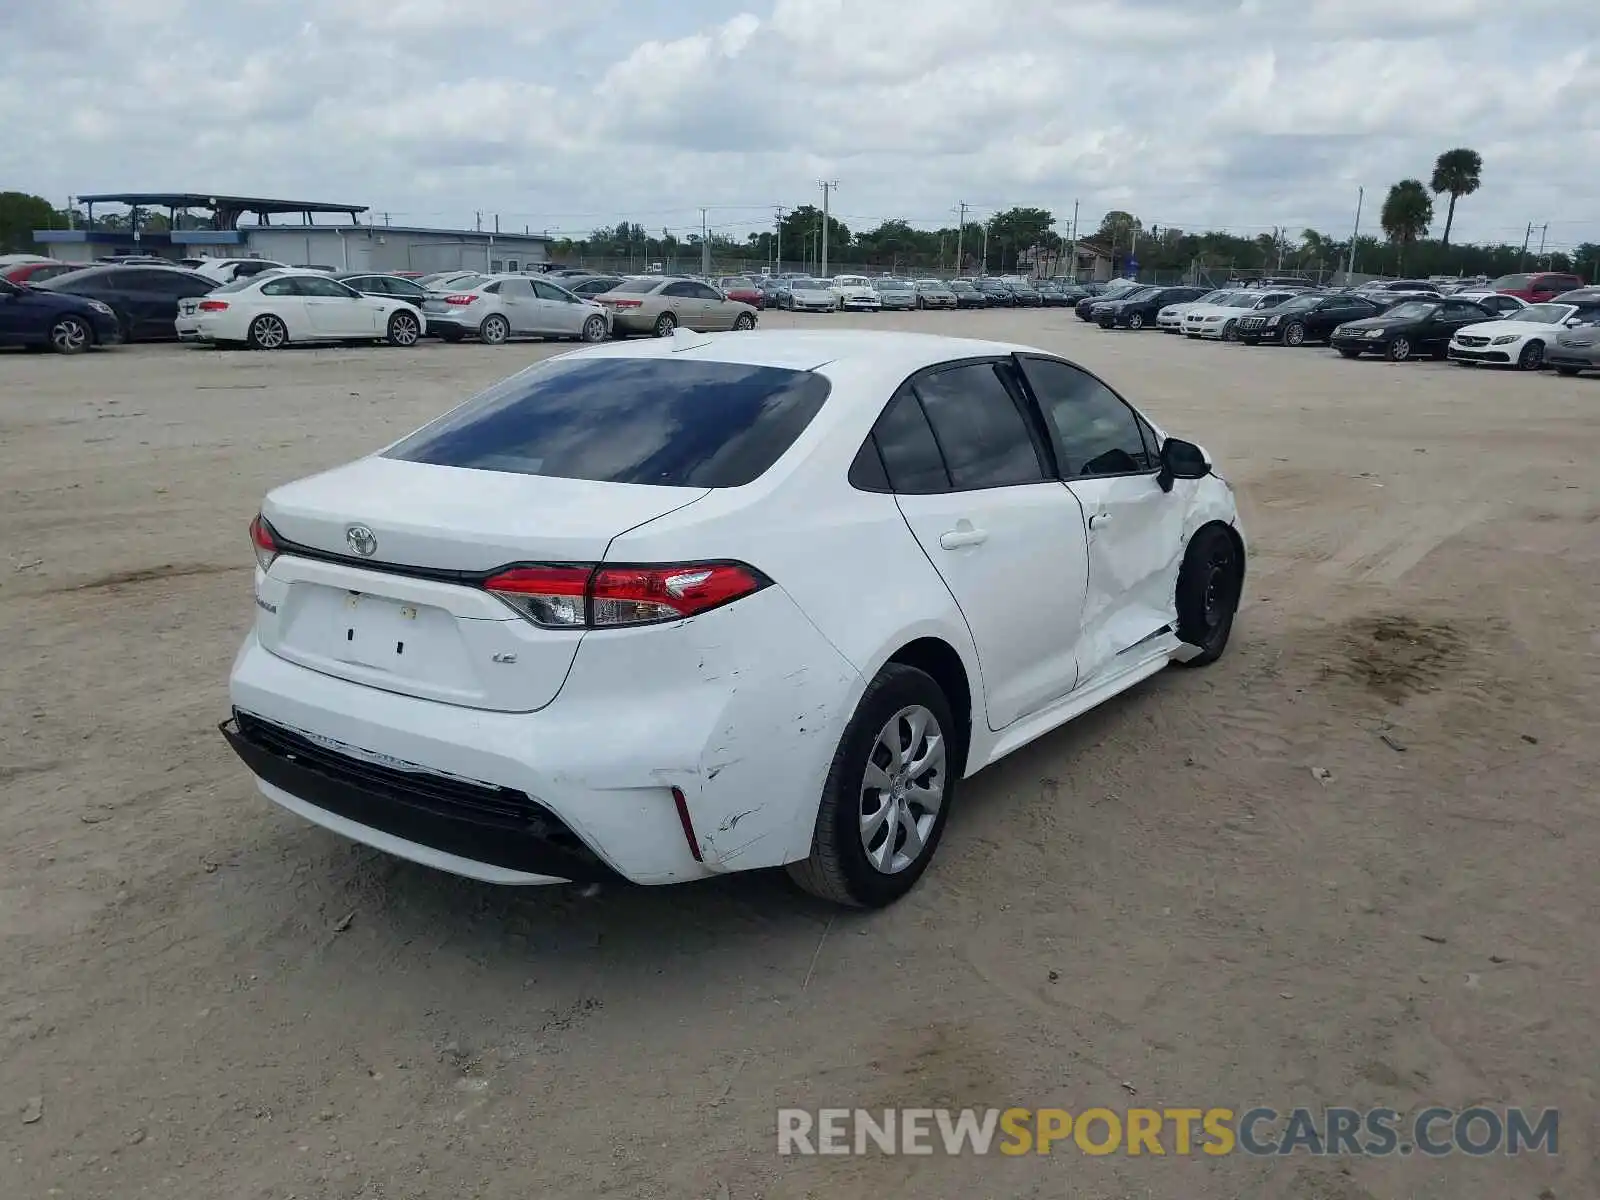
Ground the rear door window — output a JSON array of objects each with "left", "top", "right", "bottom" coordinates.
[
  {"left": 911, "top": 361, "right": 1048, "bottom": 490},
  {"left": 386, "top": 358, "right": 832, "bottom": 488},
  {"left": 867, "top": 388, "right": 951, "bottom": 494}
]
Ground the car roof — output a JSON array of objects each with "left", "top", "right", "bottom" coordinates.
[{"left": 565, "top": 328, "right": 1036, "bottom": 373}]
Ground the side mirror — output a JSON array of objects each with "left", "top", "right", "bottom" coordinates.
[
  {"left": 1158, "top": 438, "right": 1211, "bottom": 492},
  {"left": 1564, "top": 316, "right": 1582, "bottom": 327}
]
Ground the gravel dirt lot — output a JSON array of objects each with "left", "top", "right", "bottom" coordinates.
[{"left": 3, "top": 310, "right": 1597, "bottom": 1200}]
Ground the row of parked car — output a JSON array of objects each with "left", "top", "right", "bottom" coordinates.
[
  {"left": 0, "top": 255, "right": 773, "bottom": 353},
  {"left": 1074, "top": 274, "right": 1600, "bottom": 373}
]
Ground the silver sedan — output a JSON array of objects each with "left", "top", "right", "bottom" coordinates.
[
  {"left": 420, "top": 274, "right": 612, "bottom": 344},
  {"left": 596, "top": 276, "right": 761, "bottom": 335}
]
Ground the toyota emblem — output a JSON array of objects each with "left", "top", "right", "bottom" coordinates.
[{"left": 345, "top": 524, "right": 378, "bottom": 557}]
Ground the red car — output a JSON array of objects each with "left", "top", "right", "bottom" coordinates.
[
  {"left": 3, "top": 259, "right": 84, "bottom": 284},
  {"left": 717, "top": 276, "right": 766, "bottom": 309},
  {"left": 1488, "top": 271, "right": 1585, "bottom": 303}
]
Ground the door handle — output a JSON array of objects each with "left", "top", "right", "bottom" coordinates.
[
  {"left": 939, "top": 526, "right": 988, "bottom": 549},
  {"left": 1088, "top": 511, "right": 1113, "bottom": 530}
]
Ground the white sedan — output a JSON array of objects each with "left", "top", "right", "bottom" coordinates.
[
  {"left": 192, "top": 270, "right": 425, "bottom": 349},
  {"left": 1181, "top": 290, "right": 1301, "bottom": 339},
  {"left": 1158, "top": 289, "right": 1230, "bottom": 333},
  {"left": 222, "top": 330, "right": 1245, "bottom": 908},
  {"left": 830, "top": 274, "right": 882, "bottom": 311},
  {"left": 1447, "top": 302, "right": 1598, "bottom": 370}
]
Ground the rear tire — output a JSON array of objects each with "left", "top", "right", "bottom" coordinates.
[
  {"left": 654, "top": 311, "right": 677, "bottom": 336},
  {"left": 1174, "top": 524, "right": 1242, "bottom": 668},
  {"left": 247, "top": 314, "right": 288, "bottom": 350},
  {"left": 788, "top": 664, "right": 957, "bottom": 909},
  {"left": 478, "top": 314, "right": 510, "bottom": 345}
]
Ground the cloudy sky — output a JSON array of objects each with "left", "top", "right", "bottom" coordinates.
[{"left": 4, "top": 0, "right": 1596, "bottom": 250}]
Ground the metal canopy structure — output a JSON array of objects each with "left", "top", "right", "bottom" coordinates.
[{"left": 74, "top": 192, "right": 369, "bottom": 231}]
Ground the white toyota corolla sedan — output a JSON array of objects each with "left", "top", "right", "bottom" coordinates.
[
  {"left": 223, "top": 329, "right": 1246, "bottom": 908},
  {"left": 191, "top": 269, "right": 425, "bottom": 349}
]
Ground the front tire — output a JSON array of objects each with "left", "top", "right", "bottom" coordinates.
[
  {"left": 788, "top": 664, "right": 957, "bottom": 909},
  {"left": 247, "top": 314, "right": 288, "bottom": 350},
  {"left": 1283, "top": 321, "right": 1306, "bottom": 347},
  {"left": 386, "top": 310, "right": 420, "bottom": 347},
  {"left": 1387, "top": 337, "right": 1412, "bottom": 362},
  {"left": 580, "top": 314, "right": 608, "bottom": 342},
  {"left": 653, "top": 311, "right": 677, "bottom": 337},
  {"left": 1517, "top": 340, "right": 1545, "bottom": 370},
  {"left": 1221, "top": 319, "right": 1238, "bottom": 341},
  {"left": 1127, "top": 311, "right": 1145, "bottom": 330},
  {"left": 733, "top": 312, "right": 756, "bottom": 331},
  {"left": 1174, "top": 525, "right": 1242, "bottom": 668},
  {"left": 48, "top": 315, "right": 92, "bottom": 354}
]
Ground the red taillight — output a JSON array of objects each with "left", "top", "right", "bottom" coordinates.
[
  {"left": 607, "top": 298, "right": 642, "bottom": 308},
  {"left": 483, "top": 563, "right": 765, "bottom": 628},
  {"left": 249, "top": 513, "right": 278, "bottom": 572},
  {"left": 444, "top": 293, "right": 477, "bottom": 305},
  {"left": 198, "top": 299, "right": 230, "bottom": 311}
]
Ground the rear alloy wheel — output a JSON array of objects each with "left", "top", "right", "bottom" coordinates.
[
  {"left": 48, "top": 315, "right": 91, "bottom": 354},
  {"left": 788, "top": 664, "right": 957, "bottom": 909},
  {"left": 386, "top": 310, "right": 420, "bottom": 346},
  {"left": 734, "top": 312, "right": 756, "bottom": 331},
  {"left": 1517, "top": 340, "right": 1544, "bottom": 370},
  {"left": 1284, "top": 321, "right": 1306, "bottom": 346},
  {"left": 654, "top": 311, "right": 677, "bottom": 337},
  {"left": 247, "top": 314, "right": 288, "bottom": 350},
  {"left": 580, "top": 314, "right": 608, "bottom": 342},
  {"left": 478, "top": 314, "right": 510, "bottom": 345},
  {"left": 1387, "top": 337, "right": 1412, "bottom": 362},
  {"left": 1175, "top": 524, "right": 1243, "bottom": 667},
  {"left": 1128, "top": 311, "right": 1145, "bottom": 329}
]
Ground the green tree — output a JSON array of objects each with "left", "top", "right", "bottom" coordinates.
[
  {"left": 779, "top": 205, "right": 850, "bottom": 268},
  {"left": 1429, "top": 147, "right": 1482, "bottom": 247},
  {"left": 1380, "top": 180, "right": 1433, "bottom": 271},
  {"left": 986, "top": 207, "right": 1056, "bottom": 272},
  {"left": 0, "top": 191, "right": 59, "bottom": 252}
]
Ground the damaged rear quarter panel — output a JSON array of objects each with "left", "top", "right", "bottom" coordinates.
[{"left": 555, "top": 585, "right": 862, "bottom": 872}]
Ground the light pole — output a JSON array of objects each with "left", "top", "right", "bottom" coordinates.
[
  {"left": 1346, "top": 187, "right": 1364, "bottom": 279},
  {"left": 980, "top": 219, "right": 989, "bottom": 275},
  {"left": 955, "top": 201, "right": 969, "bottom": 277},
  {"left": 819, "top": 180, "right": 838, "bottom": 277}
]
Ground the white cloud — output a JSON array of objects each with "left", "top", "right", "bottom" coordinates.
[{"left": 0, "top": 0, "right": 1594, "bottom": 250}]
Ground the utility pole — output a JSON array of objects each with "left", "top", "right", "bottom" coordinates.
[
  {"left": 1519, "top": 222, "right": 1534, "bottom": 271},
  {"left": 980, "top": 219, "right": 989, "bottom": 274},
  {"left": 1346, "top": 187, "right": 1363, "bottom": 279},
  {"left": 773, "top": 206, "right": 784, "bottom": 273},
  {"left": 819, "top": 180, "right": 838, "bottom": 277},
  {"left": 475, "top": 211, "right": 482, "bottom": 232},
  {"left": 955, "top": 201, "right": 969, "bottom": 276},
  {"left": 1068, "top": 199, "right": 1079, "bottom": 282},
  {"left": 66, "top": 195, "right": 75, "bottom": 230},
  {"left": 494, "top": 214, "right": 500, "bottom": 234},
  {"left": 700, "top": 207, "right": 710, "bottom": 276},
  {"left": 1536, "top": 222, "right": 1549, "bottom": 267}
]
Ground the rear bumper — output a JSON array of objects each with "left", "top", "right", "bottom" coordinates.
[{"left": 225, "top": 585, "right": 861, "bottom": 887}]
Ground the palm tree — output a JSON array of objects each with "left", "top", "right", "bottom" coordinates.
[
  {"left": 1429, "top": 148, "right": 1483, "bottom": 247},
  {"left": 1381, "top": 180, "right": 1433, "bottom": 272}
]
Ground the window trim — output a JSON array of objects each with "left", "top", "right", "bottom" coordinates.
[{"left": 1010, "top": 352, "right": 1163, "bottom": 481}]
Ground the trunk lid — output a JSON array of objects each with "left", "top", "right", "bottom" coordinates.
[{"left": 257, "top": 456, "right": 708, "bottom": 712}]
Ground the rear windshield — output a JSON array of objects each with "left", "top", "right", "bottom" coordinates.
[
  {"left": 386, "top": 357, "right": 832, "bottom": 488},
  {"left": 611, "top": 278, "right": 663, "bottom": 294}
]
